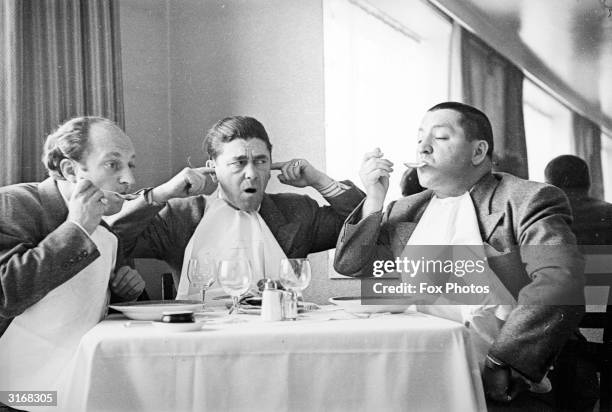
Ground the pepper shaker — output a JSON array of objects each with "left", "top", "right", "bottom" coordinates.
[{"left": 282, "top": 290, "right": 298, "bottom": 321}]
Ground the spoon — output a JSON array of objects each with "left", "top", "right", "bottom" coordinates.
[
  {"left": 104, "top": 190, "right": 140, "bottom": 201},
  {"left": 403, "top": 161, "right": 426, "bottom": 168}
]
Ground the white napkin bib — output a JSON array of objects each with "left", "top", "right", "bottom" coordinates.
[
  {"left": 0, "top": 225, "right": 117, "bottom": 402},
  {"left": 406, "top": 192, "right": 516, "bottom": 369},
  {"left": 176, "top": 198, "right": 287, "bottom": 301}
]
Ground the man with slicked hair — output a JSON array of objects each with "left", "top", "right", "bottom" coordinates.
[
  {"left": 110, "top": 115, "right": 365, "bottom": 298},
  {"left": 335, "top": 102, "right": 594, "bottom": 410}
]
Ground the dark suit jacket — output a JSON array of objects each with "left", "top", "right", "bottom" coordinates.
[
  {"left": 563, "top": 191, "right": 612, "bottom": 246},
  {"left": 111, "top": 182, "right": 365, "bottom": 277},
  {"left": 334, "top": 172, "right": 585, "bottom": 381},
  {"left": 0, "top": 178, "right": 124, "bottom": 339}
]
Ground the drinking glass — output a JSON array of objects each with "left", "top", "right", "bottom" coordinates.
[
  {"left": 279, "top": 258, "right": 311, "bottom": 294},
  {"left": 279, "top": 258, "right": 312, "bottom": 311},
  {"left": 187, "top": 256, "right": 217, "bottom": 303},
  {"left": 217, "top": 259, "right": 253, "bottom": 317}
]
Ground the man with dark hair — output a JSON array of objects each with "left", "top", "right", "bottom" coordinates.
[
  {"left": 0, "top": 116, "right": 146, "bottom": 394},
  {"left": 545, "top": 154, "right": 612, "bottom": 245},
  {"left": 334, "top": 102, "right": 592, "bottom": 410},
  {"left": 110, "top": 115, "right": 364, "bottom": 297},
  {"left": 427, "top": 101, "right": 495, "bottom": 157}
]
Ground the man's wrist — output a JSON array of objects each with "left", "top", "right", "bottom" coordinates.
[
  {"left": 146, "top": 188, "right": 168, "bottom": 206},
  {"left": 361, "top": 197, "right": 384, "bottom": 218},
  {"left": 315, "top": 179, "right": 349, "bottom": 198},
  {"left": 311, "top": 173, "right": 334, "bottom": 191},
  {"left": 68, "top": 220, "right": 95, "bottom": 238}
]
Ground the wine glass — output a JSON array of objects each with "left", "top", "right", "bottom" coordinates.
[
  {"left": 217, "top": 259, "right": 253, "bottom": 318},
  {"left": 279, "top": 258, "right": 311, "bottom": 295},
  {"left": 187, "top": 256, "right": 217, "bottom": 304},
  {"left": 279, "top": 258, "right": 311, "bottom": 318}
]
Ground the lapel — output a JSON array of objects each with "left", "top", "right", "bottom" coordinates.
[
  {"left": 392, "top": 222, "right": 417, "bottom": 253},
  {"left": 259, "top": 194, "right": 301, "bottom": 256},
  {"left": 392, "top": 190, "right": 434, "bottom": 251},
  {"left": 469, "top": 173, "right": 505, "bottom": 242}
]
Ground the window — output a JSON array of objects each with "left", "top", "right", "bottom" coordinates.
[
  {"left": 523, "top": 80, "right": 573, "bottom": 182},
  {"left": 323, "top": 0, "right": 452, "bottom": 202},
  {"left": 602, "top": 133, "right": 612, "bottom": 202}
]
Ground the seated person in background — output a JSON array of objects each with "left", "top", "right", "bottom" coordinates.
[
  {"left": 334, "top": 102, "right": 593, "bottom": 410},
  {"left": 110, "top": 116, "right": 365, "bottom": 299},
  {"left": 545, "top": 154, "right": 612, "bottom": 245},
  {"left": 0, "top": 117, "right": 145, "bottom": 394}
]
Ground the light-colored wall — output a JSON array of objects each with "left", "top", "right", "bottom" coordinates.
[
  {"left": 120, "top": 0, "right": 172, "bottom": 188},
  {"left": 120, "top": 0, "right": 173, "bottom": 299},
  {"left": 166, "top": 0, "right": 327, "bottom": 193},
  {"left": 120, "top": 0, "right": 360, "bottom": 303}
]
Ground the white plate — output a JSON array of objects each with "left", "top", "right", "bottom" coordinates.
[
  {"left": 109, "top": 300, "right": 203, "bottom": 321},
  {"left": 328, "top": 296, "right": 414, "bottom": 314},
  {"left": 151, "top": 321, "right": 203, "bottom": 333}
]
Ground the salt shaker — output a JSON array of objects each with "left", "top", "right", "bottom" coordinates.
[{"left": 261, "top": 279, "right": 283, "bottom": 321}]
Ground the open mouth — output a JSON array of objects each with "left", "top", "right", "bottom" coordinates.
[{"left": 243, "top": 188, "right": 257, "bottom": 194}]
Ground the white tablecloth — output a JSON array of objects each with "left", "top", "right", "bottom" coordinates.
[{"left": 61, "top": 308, "right": 486, "bottom": 412}]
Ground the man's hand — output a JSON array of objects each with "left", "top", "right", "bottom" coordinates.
[
  {"left": 271, "top": 159, "right": 333, "bottom": 189},
  {"left": 67, "top": 179, "right": 107, "bottom": 234},
  {"left": 152, "top": 167, "right": 217, "bottom": 203},
  {"left": 360, "top": 148, "right": 393, "bottom": 216},
  {"left": 483, "top": 357, "right": 527, "bottom": 403},
  {"left": 110, "top": 266, "right": 145, "bottom": 301}
]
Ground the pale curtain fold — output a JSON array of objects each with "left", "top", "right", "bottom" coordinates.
[
  {"left": 460, "top": 29, "right": 528, "bottom": 179},
  {"left": 573, "top": 112, "right": 604, "bottom": 200},
  {"left": 0, "top": 0, "right": 123, "bottom": 186}
]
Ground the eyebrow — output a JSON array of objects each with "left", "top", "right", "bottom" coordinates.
[
  {"left": 229, "top": 153, "right": 269, "bottom": 161},
  {"left": 431, "top": 124, "right": 454, "bottom": 130},
  {"left": 102, "top": 152, "right": 136, "bottom": 160},
  {"left": 418, "top": 124, "right": 454, "bottom": 133},
  {"left": 102, "top": 152, "right": 122, "bottom": 160}
]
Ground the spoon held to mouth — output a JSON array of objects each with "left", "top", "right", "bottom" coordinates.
[
  {"left": 403, "top": 161, "right": 426, "bottom": 168},
  {"left": 103, "top": 190, "right": 140, "bottom": 201}
]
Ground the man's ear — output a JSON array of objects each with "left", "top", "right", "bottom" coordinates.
[
  {"left": 59, "top": 159, "right": 78, "bottom": 183},
  {"left": 206, "top": 159, "right": 217, "bottom": 183},
  {"left": 472, "top": 140, "right": 489, "bottom": 166}
]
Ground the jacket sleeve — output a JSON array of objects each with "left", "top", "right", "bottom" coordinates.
[
  {"left": 0, "top": 193, "right": 99, "bottom": 318},
  {"left": 109, "top": 196, "right": 205, "bottom": 264},
  {"left": 107, "top": 196, "right": 167, "bottom": 260},
  {"left": 333, "top": 198, "right": 395, "bottom": 277},
  {"left": 489, "top": 185, "right": 585, "bottom": 381},
  {"left": 307, "top": 181, "right": 366, "bottom": 253}
]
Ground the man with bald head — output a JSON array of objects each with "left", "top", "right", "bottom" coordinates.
[
  {"left": 0, "top": 116, "right": 147, "bottom": 394},
  {"left": 335, "top": 102, "right": 593, "bottom": 410}
]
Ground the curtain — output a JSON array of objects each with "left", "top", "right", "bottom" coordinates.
[
  {"left": 460, "top": 29, "right": 528, "bottom": 179},
  {"left": 0, "top": 0, "right": 124, "bottom": 186},
  {"left": 573, "top": 112, "right": 604, "bottom": 199}
]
